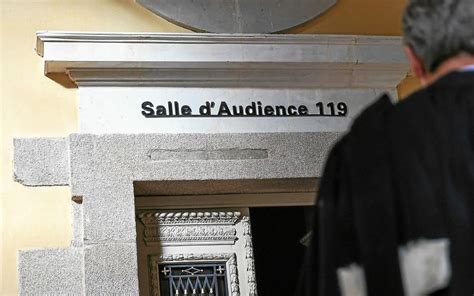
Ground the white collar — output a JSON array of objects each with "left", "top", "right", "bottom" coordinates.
[{"left": 460, "top": 64, "right": 474, "bottom": 72}]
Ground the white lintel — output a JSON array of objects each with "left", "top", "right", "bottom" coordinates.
[{"left": 36, "top": 31, "right": 409, "bottom": 89}]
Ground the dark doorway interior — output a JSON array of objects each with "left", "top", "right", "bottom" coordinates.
[{"left": 250, "top": 206, "right": 312, "bottom": 296}]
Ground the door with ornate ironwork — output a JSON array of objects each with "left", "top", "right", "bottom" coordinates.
[
  {"left": 136, "top": 208, "right": 257, "bottom": 296},
  {"left": 156, "top": 262, "right": 229, "bottom": 296}
]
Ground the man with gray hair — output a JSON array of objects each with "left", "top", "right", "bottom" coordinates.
[
  {"left": 403, "top": 0, "right": 474, "bottom": 85},
  {"left": 305, "top": 0, "right": 474, "bottom": 295}
]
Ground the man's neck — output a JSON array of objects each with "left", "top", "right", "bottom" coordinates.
[{"left": 426, "top": 53, "right": 474, "bottom": 84}]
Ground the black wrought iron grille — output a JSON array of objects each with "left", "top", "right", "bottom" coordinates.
[{"left": 159, "top": 263, "right": 228, "bottom": 296}]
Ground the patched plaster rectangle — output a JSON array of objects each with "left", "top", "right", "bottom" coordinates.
[{"left": 148, "top": 148, "right": 268, "bottom": 161}]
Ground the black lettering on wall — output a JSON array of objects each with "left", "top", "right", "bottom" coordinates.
[
  {"left": 141, "top": 101, "right": 154, "bottom": 116},
  {"left": 141, "top": 100, "right": 349, "bottom": 118},
  {"left": 182, "top": 105, "right": 192, "bottom": 116},
  {"left": 275, "top": 106, "right": 287, "bottom": 116},
  {"left": 298, "top": 105, "right": 308, "bottom": 115},
  {"left": 218, "top": 102, "right": 231, "bottom": 116},
  {"left": 288, "top": 105, "right": 297, "bottom": 116}
]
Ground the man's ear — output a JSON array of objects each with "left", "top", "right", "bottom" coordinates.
[{"left": 404, "top": 46, "right": 429, "bottom": 85}]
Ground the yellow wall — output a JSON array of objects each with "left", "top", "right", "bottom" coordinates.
[
  {"left": 288, "top": 0, "right": 406, "bottom": 35},
  {"left": 0, "top": 0, "right": 417, "bottom": 294},
  {"left": 0, "top": 1, "right": 188, "bottom": 294}
]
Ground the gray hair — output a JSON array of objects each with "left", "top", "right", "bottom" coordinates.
[{"left": 402, "top": 0, "right": 474, "bottom": 71}]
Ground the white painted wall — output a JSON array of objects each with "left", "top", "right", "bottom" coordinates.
[{"left": 78, "top": 87, "right": 390, "bottom": 133}]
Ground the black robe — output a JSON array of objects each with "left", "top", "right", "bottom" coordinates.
[{"left": 304, "top": 71, "right": 474, "bottom": 296}]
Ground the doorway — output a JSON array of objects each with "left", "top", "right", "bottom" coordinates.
[
  {"left": 134, "top": 179, "right": 317, "bottom": 295},
  {"left": 250, "top": 206, "right": 312, "bottom": 296}
]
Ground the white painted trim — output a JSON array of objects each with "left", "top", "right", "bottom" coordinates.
[
  {"left": 36, "top": 32, "right": 409, "bottom": 88},
  {"left": 36, "top": 31, "right": 404, "bottom": 48}
]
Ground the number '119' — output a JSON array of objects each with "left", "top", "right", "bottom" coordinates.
[{"left": 315, "top": 102, "right": 348, "bottom": 116}]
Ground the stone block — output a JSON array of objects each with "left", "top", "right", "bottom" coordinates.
[
  {"left": 68, "top": 133, "right": 96, "bottom": 196},
  {"left": 82, "top": 181, "right": 136, "bottom": 244},
  {"left": 69, "top": 132, "right": 339, "bottom": 187},
  {"left": 84, "top": 243, "right": 139, "bottom": 295},
  {"left": 71, "top": 201, "right": 84, "bottom": 247},
  {"left": 18, "top": 248, "right": 83, "bottom": 295},
  {"left": 13, "top": 138, "right": 69, "bottom": 186}
]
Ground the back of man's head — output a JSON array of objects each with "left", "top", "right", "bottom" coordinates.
[{"left": 403, "top": 0, "right": 474, "bottom": 72}]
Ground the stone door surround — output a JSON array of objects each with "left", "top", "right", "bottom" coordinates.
[{"left": 13, "top": 32, "right": 409, "bottom": 295}]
